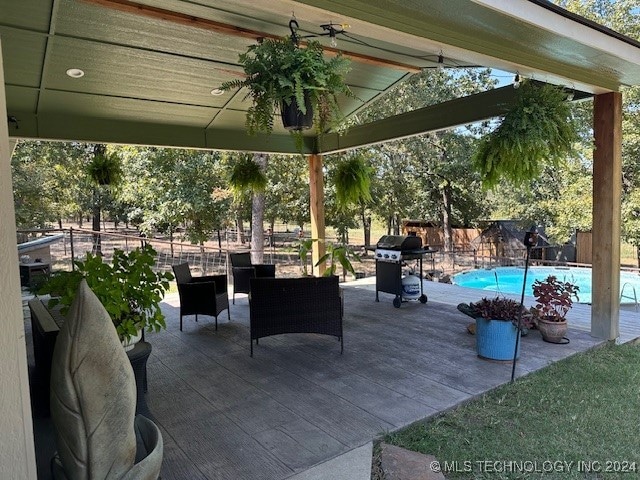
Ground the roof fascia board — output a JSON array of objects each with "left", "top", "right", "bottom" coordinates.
[{"left": 473, "top": 0, "right": 640, "bottom": 67}]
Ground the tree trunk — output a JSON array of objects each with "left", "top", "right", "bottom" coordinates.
[
  {"left": 91, "top": 144, "right": 105, "bottom": 255},
  {"left": 442, "top": 181, "right": 453, "bottom": 252},
  {"left": 236, "top": 215, "right": 245, "bottom": 244},
  {"left": 361, "top": 210, "right": 371, "bottom": 255},
  {"left": 92, "top": 188, "right": 101, "bottom": 254},
  {"left": 250, "top": 153, "right": 268, "bottom": 264}
]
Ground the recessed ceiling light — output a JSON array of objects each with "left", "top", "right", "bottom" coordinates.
[
  {"left": 66, "top": 68, "right": 85, "bottom": 79},
  {"left": 210, "top": 88, "right": 224, "bottom": 96}
]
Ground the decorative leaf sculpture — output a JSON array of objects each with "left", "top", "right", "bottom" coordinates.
[{"left": 50, "top": 279, "right": 137, "bottom": 478}]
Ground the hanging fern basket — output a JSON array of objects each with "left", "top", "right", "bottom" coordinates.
[
  {"left": 472, "top": 81, "right": 578, "bottom": 188},
  {"left": 281, "top": 93, "right": 313, "bottom": 131}
]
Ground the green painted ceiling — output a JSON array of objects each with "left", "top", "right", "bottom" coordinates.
[{"left": 1, "top": 0, "right": 639, "bottom": 154}]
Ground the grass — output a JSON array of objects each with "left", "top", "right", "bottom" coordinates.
[{"left": 383, "top": 343, "right": 640, "bottom": 479}]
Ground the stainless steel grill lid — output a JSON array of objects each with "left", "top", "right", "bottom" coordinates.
[{"left": 375, "top": 235, "right": 422, "bottom": 251}]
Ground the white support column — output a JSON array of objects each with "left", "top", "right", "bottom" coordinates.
[
  {"left": 0, "top": 38, "right": 37, "bottom": 478},
  {"left": 591, "top": 92, "right": 622, "bottom": 340}
]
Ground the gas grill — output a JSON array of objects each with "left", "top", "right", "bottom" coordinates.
[{"left": 374, "top": 235, "right": 431, "bottom": 308}]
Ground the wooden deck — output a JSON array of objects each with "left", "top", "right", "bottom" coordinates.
[{"left": 29, "top": 279, "right": 640, "bottom": 479}]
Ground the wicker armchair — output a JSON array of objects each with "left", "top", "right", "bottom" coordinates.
[
  {"left": 172, "top": 263, "right": 230, "bottom": 331},
  {"left": 249, "top": 276, "right": 343, "bottom": 356},
  {"left": 229, "top": 252, "right": 276, "bottom": 304}
]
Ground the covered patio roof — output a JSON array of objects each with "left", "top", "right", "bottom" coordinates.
[
  {"left": 3, "top": 0, "right": 640, "bottom": 154},
  {"left": 3, "top": 2, "right": 640, "bottom": 477}
]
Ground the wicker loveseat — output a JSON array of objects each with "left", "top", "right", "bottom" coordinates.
[{"left": 248, "top": 276, "right": 343, "bottom": 356}]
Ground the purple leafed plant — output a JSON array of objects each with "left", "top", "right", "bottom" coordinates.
[
  {"left": 470, "top": 297, "right": 533, "bottom": 328},
  {"left": 532, "top": 275, "right": 579, "bottom": 322}
]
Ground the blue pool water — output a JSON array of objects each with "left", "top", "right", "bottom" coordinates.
[{"left": 452, "top": 266, "right": 640, "bottom": 304}]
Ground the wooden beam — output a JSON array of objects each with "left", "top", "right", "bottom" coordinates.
[
  {"left": 308, "top": 154, "right": 326, "bottom": 276},
  {"left": 319, "top": 83, "right": 591, "bottom": 154},
  {"left": 319, "top": 85, "right": 520, "bottom": 153},
  {"left": 81, "top": 0, "right": 422, "bottom": 73},
  {"left": 591, "top": 91, "right": 622, "bottom": 340}
]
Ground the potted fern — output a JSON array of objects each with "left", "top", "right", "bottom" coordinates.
[
  {"left": 220, "top": 37, "right": 354, "bottom": 135},
  {"left": 334, "top": 155, "right": 373, "bottom": 209},
  {"left": 473, "top": 80, "right": 578, "bottom": 188}
]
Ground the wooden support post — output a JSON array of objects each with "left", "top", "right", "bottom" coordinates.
[
  {"left": 308, "top": 154, "right": 326, "bottom": 276},
  {"left": 592, "top": 92, "right": 622, "bottom": 340},
  {"left": 0, "top": 37, "right": 38, "bottom": 478}
]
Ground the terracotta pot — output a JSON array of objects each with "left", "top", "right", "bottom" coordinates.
[
  {"left": 537, "top": 317, "right": 567, "bottom": 343},
  {"left": 281, "top": 94, "right": 313, "bottom": 131}
]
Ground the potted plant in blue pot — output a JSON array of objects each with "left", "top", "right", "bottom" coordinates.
[{"left": 468, "top": 297, "right": 532, "bottom": 360}]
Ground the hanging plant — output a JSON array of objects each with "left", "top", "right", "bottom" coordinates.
[
  {"left": 473, "top": 81, "right": 579, "bottom": 188},
  {"left": 87, "top": 152, "right": 122, "bottom": 186},
  {"left": 220, "top": 37, "right": 355, "bottom": 136},
  {"left": 228, "top": 155, "right": 267, "bottom": 194},
  {"left": 333, "top": 155, "right": 373, "bottom": 208}
]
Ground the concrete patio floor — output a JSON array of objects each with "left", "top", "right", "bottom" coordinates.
[{"left": 28, "top": 278, "right": 640, "bottom": 479}]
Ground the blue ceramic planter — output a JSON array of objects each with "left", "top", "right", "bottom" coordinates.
[{"left": 475, "top": 318, "right": 520, "bottom": 360}]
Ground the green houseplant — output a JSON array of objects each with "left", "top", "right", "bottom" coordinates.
[
  {"left": 315, "top": 242, "right": 360, "bottom": 279},
  {"left": 531, "top": 275, "right": 579, "bottom": 343},
  {"left": 473, "top": 80, "right": 579, "bottom": 188},
  {"left": 87, "top": 151, "right": 122, "bottom": 186},
  {"left": 463, "top": 297, "right": 532, "bottom": 360},
  {"left": 333, "top": 155, "right": 373, "bottom": 209},
  {"left": 220, "top": 37, "right": 354, "bottom": 135},
  {"left": 38, "top": 244, "right": 173, "bottom": 344},
  {"left": 293, "top": 238, "right": 317, "bottom": 276}
]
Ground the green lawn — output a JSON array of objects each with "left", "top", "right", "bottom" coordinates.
[{"left": 384, "top": 343, "right": 640, "bottom": 479}]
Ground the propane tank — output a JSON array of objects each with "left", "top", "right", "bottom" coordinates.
[{"left": 401, "top": 274, "right": 421, "bottom": 300}]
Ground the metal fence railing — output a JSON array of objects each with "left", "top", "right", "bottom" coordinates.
[{"left": 17, "top": 228, "right": 303, "bottom": 279}]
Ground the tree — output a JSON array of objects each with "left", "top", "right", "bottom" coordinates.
[
  {"left": 228, "top": 153, "right": 268, "bottom": 262},
  {"left": 11, "top": 141, "right": 94, "bottom": 230},
  {"left": 352, "top": 67, "right": 496, "bottom": 249},
  {"left": 117, "top": 147, "right": 231, "bottom": 250},
  {"left": 490, "top": 1, "right": 640, "bottom": 246},
  {"left": 250, "top": 154, "right": 268, "bottom": 264},
  {"left": 264, "top": 155, "right": 309, "bottom": 229}
]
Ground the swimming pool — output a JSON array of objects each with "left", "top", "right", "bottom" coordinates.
[{"left": 452, "top": 266, "right": 640, "bottom": 304}]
